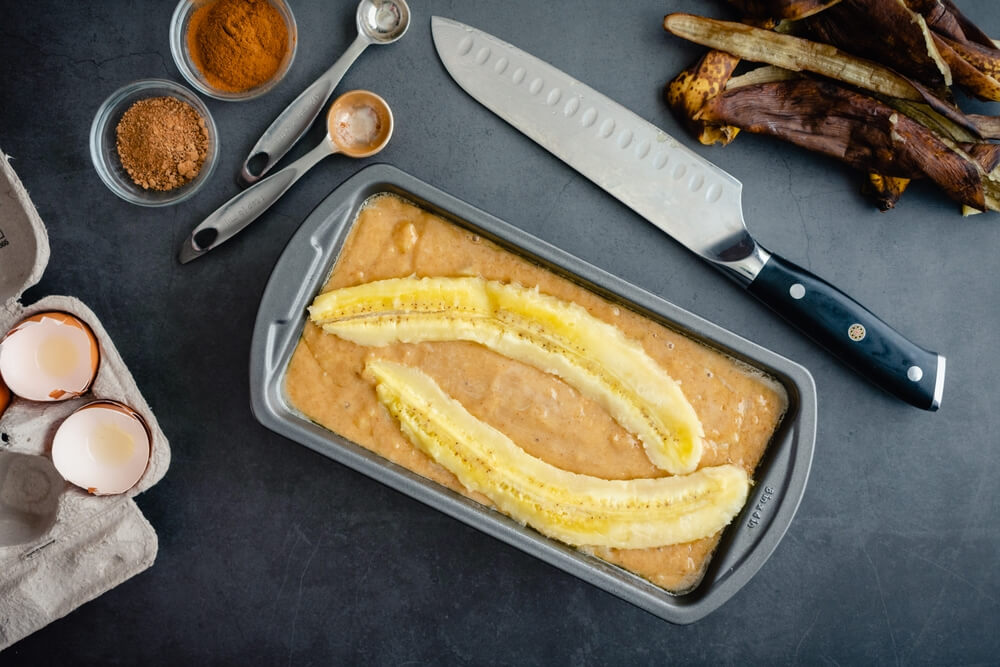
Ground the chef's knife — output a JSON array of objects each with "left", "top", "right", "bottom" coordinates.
[{"left": 431, "top": 16, "right": 944, "bottom": 411}]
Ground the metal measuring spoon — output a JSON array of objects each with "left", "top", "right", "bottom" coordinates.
[
  {"left": 238, "top": 0, "right": 409, "bottom": 184},
  {"left": 179, "top": 91, "right": 393, "bottom": 264}
]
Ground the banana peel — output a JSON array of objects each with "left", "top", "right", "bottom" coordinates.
[
  {"left": 800, "top": 0, "right": 951, "bottom": 90},
  {"left": 666, "top": 50, "right": 742, "bottom": 145},
  {"left": 864, "top": 173, "right": 912, "bottom": 211},
  {"left": 663, "top": 9, "right": 1000, "bottom": 212},
  {"left": 933, "top": 34, "right": 1000, "bottom": 101},
  {"left": 697, "top": 78, "right": 997, "bottom": 212},
  {"left": 725, "top": 0, "right": 842, "bottom": 21},
  {"left": 663, "top": 13, "right": 979, "bottom": 135}
]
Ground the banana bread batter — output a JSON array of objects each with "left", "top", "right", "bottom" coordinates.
[{"left": 285, "top": 194, "right": 787, "bottom": 592}]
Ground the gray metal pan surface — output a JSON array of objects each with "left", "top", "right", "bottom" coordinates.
[{"left": 249, "top": 163, "right": 817, "bottom": 624}]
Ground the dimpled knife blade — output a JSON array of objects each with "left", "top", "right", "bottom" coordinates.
[{"left": 431, "top": 16, "right": 944, "bottom": 410}]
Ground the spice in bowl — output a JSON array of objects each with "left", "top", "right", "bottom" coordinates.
[
  {"left": 186, "top": 0, "right": 290, "bottom": 94},
  {"left": 115, "top": 96, "right": 209, "bottom": 191}
]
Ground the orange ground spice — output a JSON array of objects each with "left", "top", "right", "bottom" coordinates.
[{"left": 186, "top": 0, "right": 289, "bottom": 93}]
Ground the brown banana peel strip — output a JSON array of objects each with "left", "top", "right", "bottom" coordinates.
[
  {"left": 968, "top": 115, "right": 1000, "bottom": 143},
  {"left": 912, "top": 0, "right": 998, "bottom": 51},
  {"left": 879, "top": 98, "right": 981, "bottom": 143},
  {"left": 726, "top": 0, "right": 842, "bottom": 21},
  {"left": 932, "top": 33, "right": 1000, "bottom": 101},
  {"left": 907, "top": 0, "right": 1000, "bottom": 99},
  {"left": 960, "top": 143, "right": 1000, "bottom": 175},
  {"left": 938, "top": 34, "right": 1000, "bottom": 81},
  {"left": 802, "top": 0, "right": 951, "bottom": 89},
  {"left": 725, "top": 67, "right": 993, "bottom": 144},
  {"left": 696, "top": 78, "right": 995, "bottom": 211}
]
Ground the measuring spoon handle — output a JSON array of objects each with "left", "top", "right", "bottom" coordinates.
[
  {"left": 240, "top": 34, "right": 369, "bottom": 184},
  {"left": 181, "top": 141, "right": 334, "bottom": 264}
]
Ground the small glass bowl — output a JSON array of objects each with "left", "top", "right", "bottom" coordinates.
[
  {"left": 169, "top": 0, "right": 298, "bottom": 101},
  {"left": 90, "top": 79, "right": 219, "bottom": 207}
]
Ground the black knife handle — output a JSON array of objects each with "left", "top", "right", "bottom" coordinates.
[{"left": 746, "top": 252, "right": 944, "bottom": 410}]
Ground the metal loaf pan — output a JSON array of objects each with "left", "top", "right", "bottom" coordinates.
[{"left": 249, "top": 164, "right": 817, "bottom": 624}]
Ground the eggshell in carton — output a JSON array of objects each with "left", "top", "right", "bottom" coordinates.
[{"left": 0, "top": 151, "right": 171, "bottom": 649}]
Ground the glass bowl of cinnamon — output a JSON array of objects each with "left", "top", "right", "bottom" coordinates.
[
  {"left": 89, "top": 78, "right": 220, "bottom": 206},
  {"left": 169, "top": 0, "right": 298, "bottom": 101}
]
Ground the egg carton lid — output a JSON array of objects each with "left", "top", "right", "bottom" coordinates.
[
  {"left": 0, "top": 150, "right": 168, "bottom": 650},
  {"left": 0, "top": 152, "right": 49, "bottom": 312}
]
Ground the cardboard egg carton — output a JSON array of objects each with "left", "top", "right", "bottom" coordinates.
[{"left": 0, "top": 151, "right": 171, "bottom": 649}]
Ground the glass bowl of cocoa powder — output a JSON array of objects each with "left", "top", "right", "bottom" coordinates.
[
  {"left": 170, "top": 0, "right": 298, "bottom": 101},
  {"left": 90, "top": 78, "right": 219, "bottom": 206}
]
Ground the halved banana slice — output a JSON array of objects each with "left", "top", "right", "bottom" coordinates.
[
  {"left": 367, "top": 359, "right": 749, "bottom": 549},
  {"left": 310, "top": 276, "right": 703, "bottom": 474}
]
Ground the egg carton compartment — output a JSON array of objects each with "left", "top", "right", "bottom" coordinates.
[
  {"left": 0, "top": 295, "right": 170, "bottom": 495},
  {"left": 0, "top": 151, "right": 170, "bottom": 649}
]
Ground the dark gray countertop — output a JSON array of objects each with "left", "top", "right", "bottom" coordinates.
[{"left": 2, "top": 0, "right": 998, "bottom": 663}]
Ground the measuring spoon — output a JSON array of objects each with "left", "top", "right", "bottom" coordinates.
[
  {"left": 179, "top": 91, "right": 393, "bottom": 264},
  {"left": 239, "top": 0, "right": 409, "bottom": 184}
]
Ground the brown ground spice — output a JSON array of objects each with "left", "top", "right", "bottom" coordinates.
[
  {"left": 186, "top": 0, "right": 289, "bottom": 93},
  {"left": 115, "top": 96, "right": 209, "bottom": 191}
]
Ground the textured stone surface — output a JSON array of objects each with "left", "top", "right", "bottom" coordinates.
[{"left": 1, "top": 0, "right": 998, "bottom": 662}]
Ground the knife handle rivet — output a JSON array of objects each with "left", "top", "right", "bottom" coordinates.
[
  {"left": 907, "top": 366, "right": 924, "bottom": 382},
  {"left": 789, "top": 283, "right": 806, "bottom": 300},
  {"left": 848, "top": 323, "right": 866, "bottom": 341}
]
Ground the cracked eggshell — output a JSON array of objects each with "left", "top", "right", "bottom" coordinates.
[
  {"left": 51, "top": 400, "right": 151, "bottom": 495},
  {"left": 0, "top": 311, "right": 100, "bottom": 402}
]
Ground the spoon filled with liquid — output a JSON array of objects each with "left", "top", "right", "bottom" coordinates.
[
  {"left": 239, "top": 0, "right": 409, "bottom": 184},
  {"left": 178, "top": 91, "right": 393, "bottom": 264}
]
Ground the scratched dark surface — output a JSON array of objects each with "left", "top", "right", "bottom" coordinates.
[{"left": 2, "top": 0, "right": 999, "bottom": 664}]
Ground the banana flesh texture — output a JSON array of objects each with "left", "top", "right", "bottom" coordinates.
[
  {"left": 309, "top": 276, "right": 704, "bottom": 474},
  {"left": 367, "top": 359, "right": 749, "bottom": 549}
]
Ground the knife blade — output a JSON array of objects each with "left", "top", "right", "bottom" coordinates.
[{"left": 431, "top": 16, "right": 944, "bottom": 411}]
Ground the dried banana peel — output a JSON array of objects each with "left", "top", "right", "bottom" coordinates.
[
  {"left": 697, "top": 78, "right": 996, "bottom": 211},
  {"left": 367, "top": 359, "right": 750, "bottom": 549},
  {"left": 864, "top": 173, "right": 912, "bottom": 211},
  {"left": 663, "top": 5, "right": 1000, "bottom": 213},
  {"left": 666, "top": 50, "right": 742, "bottom": 145},
  {"left": 932, "top": 34, "right": 1000, "bottom": 101},
  {"left": 913, "top": 0, "right": 998, "bottom": 50},
  {"left": 725, "top": 0, "right": 842, "bottom": 21},
  {"left": 664, "top": 12, "right": 978, "bottom": 136},
  {"left": 801, "top": 0, "right": 951, "bottom": 90},
  {"left": 310, "top": 276, "right": 704, "bottom": 475}
]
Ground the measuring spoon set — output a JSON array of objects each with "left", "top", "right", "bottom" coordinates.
[{"left": 179, "top": 0, "right": 410, "bottom": 263}]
